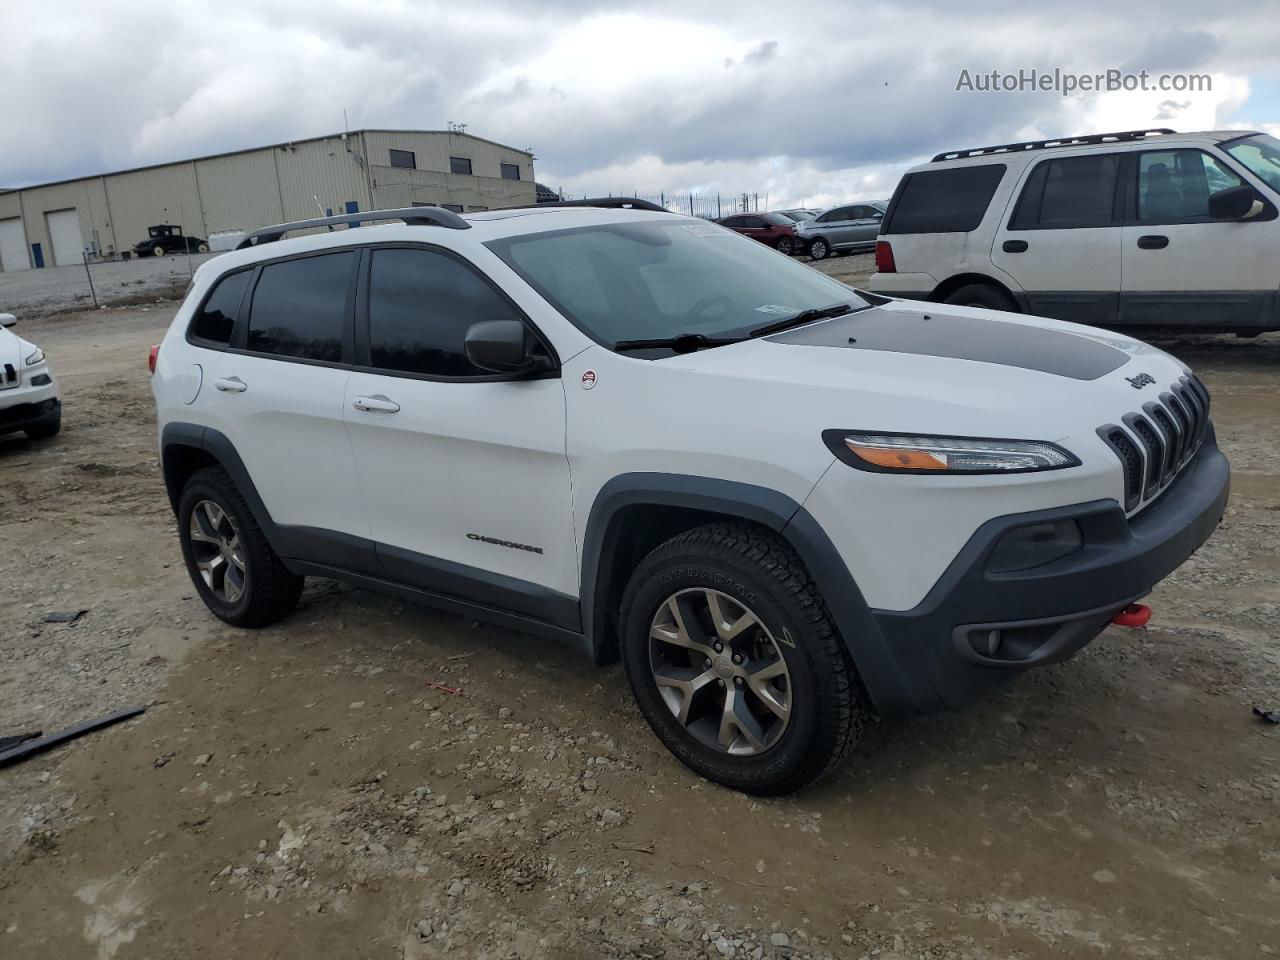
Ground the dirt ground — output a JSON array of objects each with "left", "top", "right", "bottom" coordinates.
[{"left": 1, "top": 297, "right": 1277, "bottom": 960}]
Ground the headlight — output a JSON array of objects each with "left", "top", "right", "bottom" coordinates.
[
  {"left": 24, "top": 347, "right": 44, "bottom": 366},
  {"left": 824, "top": 431, "right": 1078, "bottom": 474}
]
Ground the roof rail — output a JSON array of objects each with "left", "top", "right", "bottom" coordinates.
[
  {"left": 236, "top": 206, "right": 470, "bottom": 249},
  {"left": 509, "top": 196, "right": 672, "bottom": 213},
  {"left": 932, "top": 128, "right": 1176, "bottom": 163}
]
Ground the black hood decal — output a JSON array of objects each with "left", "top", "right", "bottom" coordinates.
[{"left": 768, "top": 306, "right": 1128, "bottom": 380}]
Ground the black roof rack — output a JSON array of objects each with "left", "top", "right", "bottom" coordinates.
[
  {"left": 236, "top": 206, "right": 470, "bottom": 249},
  {"left": 932, "top": 128, "right": 1176, "bottom": 163},
  {"left": 503, "top": 196, "right": 671, "bottom": 213}
]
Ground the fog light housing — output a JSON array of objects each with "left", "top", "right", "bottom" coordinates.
[
  {"left": 987, "top": 520, "right": 1083, "bottom": 573},
  {"left": 31, "top": 373, "right": 51, "bottom": 386}
]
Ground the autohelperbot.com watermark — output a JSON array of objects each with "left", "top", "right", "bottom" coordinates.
[{"left": 955, "top": 68, "right": 1212, "bottom": 97}]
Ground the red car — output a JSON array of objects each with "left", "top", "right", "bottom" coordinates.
[{"left": 715, "top": 212, "right": 799, "bottom": 255}]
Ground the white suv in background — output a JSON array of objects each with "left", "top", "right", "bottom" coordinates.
[
  {"left": 151, "top": 200, "right": 1229, "bottom": 794},
  {"left": 0, "top": 313, "right": 61, "bottom": 441},
  {"left": 871, "top": 128, "right": 1280, "bottom": 334}
]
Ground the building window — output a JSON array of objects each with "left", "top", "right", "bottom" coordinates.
[
  {"left": 467, "top": 205, "right": 489, "bottom": 212},
  {"left": 442, "top": 203, "right": 464, "bottom": 213},
  {"left": 411, "top": 201, "right": 435, "bottom": 207},
  {"left": 389, "top": 149, "right": 416, "bottom": 169},
  {"left": 449, "top": 157, "right": 473, "bottom": 176},
  {"left": 500, "top": 163, "right": 521, "bottom": 181}
]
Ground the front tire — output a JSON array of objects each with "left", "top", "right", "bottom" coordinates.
[
  {"left": 177, "top": 466, "right": 303, "bottom": 627},
  {"left": 24, "top": 412, "right": 60, "bottom": 440},
  {"left": 152, "top": 245, "right": 166, "bottom": 257},
  {"left": 196, "top": 242, "right": 210, "bottom": 253},
  {"left": 808, "top": 237, "right": 830, "bottom": 260},
  {"left": 620, "top": 523, "right": 866, "bottom": 795}
]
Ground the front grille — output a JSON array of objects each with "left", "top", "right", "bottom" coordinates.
[
  {"left": 1100, "top": 375, "right": 1210, "bottom": 513},
  {"left": 0, "top": 363, "right": 17, "bottom": 390}
]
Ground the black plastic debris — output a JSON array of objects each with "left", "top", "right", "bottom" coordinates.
[
  {"left": 45, "top": 610, "right": 88, "bottom": 623},
  {"left": 1254, "top": 706, "right": 1280, "bottom": 725},
  {"left": 0, "top": 731, "right": 42, "bottom": 752},
  {"left": 0, "top": 707, "right": 145, "bottom": 768}
]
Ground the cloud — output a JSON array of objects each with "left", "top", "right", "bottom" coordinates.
[{"left": 2, "top": 0, "right": 1277, "bottom": 209}]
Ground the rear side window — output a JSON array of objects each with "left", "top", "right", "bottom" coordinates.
[
  {"left": 884, "top": 164, "right": 1006, "bottom": 234},
  {"left": 366, "top": 248, "right": 525, "bottom": 377},
  {"left": 190, "top": 270, "right": 250, "bottom": 345},
  {"left": 1010, "top": 154, "right": 1120, "bottom": 229},
  {"left": 246, "top": 252, "right": 356, "bottom": 362}
]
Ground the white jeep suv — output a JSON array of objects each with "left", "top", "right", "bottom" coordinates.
[
  {"left": 871, "top": 128, "right": 1280, "bottom": 334},
  {"left": 150, "top": 200, "right": 1229, "bottom": 794},
  {"left": 0, "top": 312, "right": 61, "bottom": 441}
]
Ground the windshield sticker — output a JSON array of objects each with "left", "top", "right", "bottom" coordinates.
[
  {"left": 680, "top": 223, "right": 728, "bottom": 237},
  {"left": 754, "top": 304, "right": 798, "bottom": 315}
]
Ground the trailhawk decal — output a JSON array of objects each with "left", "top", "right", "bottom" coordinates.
[
  {"left": 768, "top": 306, "right": 1130, "bottom": 380},
  {"left": 466, "top": 533, "right": 544, "bottom": 555}
]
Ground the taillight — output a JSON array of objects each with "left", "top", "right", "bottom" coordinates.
[
  {"left": 875, "top": 241, "right": 896, "bottom": 273},
  {"left": 148, "top": 344, "right": 160, "bottom": 375}
]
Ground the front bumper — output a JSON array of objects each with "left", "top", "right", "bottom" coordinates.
[
  {"left": 0, "top": 379, "right": 61, "bottom": 435},
  {"left": 865, "top": 433, "right": 1229, "bottom": 717}
]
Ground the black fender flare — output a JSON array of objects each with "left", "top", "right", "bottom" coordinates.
[
  {"left": 579, "top": 473, "right": 916, "bottom": 717},
  {"left": 160, "top": 422, "right": 287, "bottom": 557}
]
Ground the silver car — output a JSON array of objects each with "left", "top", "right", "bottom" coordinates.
[{"left": 794, "top": 201, "right": 887, "bottom": 260}]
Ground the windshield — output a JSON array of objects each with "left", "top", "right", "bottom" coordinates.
[
  {"left": 487, "top": 220, "right": 868, "bottom": 349},
  {"left": 1224, "top": 133, "right": 1280, "bottom": 192},
  {"left": 763, "top": 212, "right": 794, "bottom": 226},
  {"left": 776, "top": 211, "right": 807, "bottom": 222}
]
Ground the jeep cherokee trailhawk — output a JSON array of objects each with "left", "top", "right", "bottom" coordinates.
[{"left": 151, "top": 199, "right": 1229, "bottom": 794}]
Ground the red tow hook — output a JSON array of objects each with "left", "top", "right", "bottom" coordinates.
[{"left": 1112, "top": 603, "right": 1152, "bottom": 627}]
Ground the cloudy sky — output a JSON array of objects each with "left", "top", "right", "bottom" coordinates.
[{"left": 3, "top": 0, "right": 1278, "bottom": 208}]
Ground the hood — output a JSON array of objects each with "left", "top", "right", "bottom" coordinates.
[
  {"left": 0, "top": 326, "right": 26, "bottom": 370},
  {"left": 659, "top": 299, "right": 1188, "bottom": 443}
]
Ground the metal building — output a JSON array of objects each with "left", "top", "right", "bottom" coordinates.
[{"left": 0, "top": 130, "right": 536, "bottom": 271}]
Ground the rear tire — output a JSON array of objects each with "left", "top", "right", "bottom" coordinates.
[
  {"left": 808, "top": 237, "right": 830, "bottom": 260},
  {"left": 943, "top": 283, "right": 1018, "bottom": 312},
  {"left": 619, "top": 523, "right": 867, "bottom": 795},
  {"left": 177, "top": 466, "right": 303, "bottom": 627},
  {"left": 775, "top": 237, "right": 794, "bottom": 256}
]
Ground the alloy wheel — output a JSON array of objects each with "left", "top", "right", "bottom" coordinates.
[
  {"left": 648, "top": 588, "right": 792, "bottom": 756},
  {"left": 188, "top": 499, "right": 247, "bottom": 603}
]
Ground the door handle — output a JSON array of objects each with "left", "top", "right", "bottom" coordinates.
[
  {"left": 352, "top": 395, "right": 400, "bottom": 414},
  {"left": 1002, "top": 239, "right": 1028, "bottom": 253},
  {"left": 1137, "top": 235, "right": 1169, "bottom": 249},
  {"left": 213, "top": 376, "right": 247, "bottom": 393}
]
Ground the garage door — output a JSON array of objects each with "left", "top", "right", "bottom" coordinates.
[
  {"left": 46, "top": 208, "right": 83, "bottom": 266},
  {"left": 0, "top": 217, "right": 28, "bottom": 272}
]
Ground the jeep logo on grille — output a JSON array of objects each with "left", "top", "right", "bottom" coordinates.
[{"left": 1125, "top": 372, "right": 1156, "bottom": 389}]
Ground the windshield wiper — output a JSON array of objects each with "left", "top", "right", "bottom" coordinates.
[
  {"left": 613, "top": 332, "right": 746, "bottom": 353},
  {"left": 749, "top": 302, "right": 859, "bottom": 338}
]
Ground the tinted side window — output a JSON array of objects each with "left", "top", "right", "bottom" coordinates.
[
  {"left": 1011, "top": 154, "right": 1120, "bottom": 229},
  {"left": 191, "top": 270, "right": 250, "bottom": 344},
  {"left": 884, "top": 164, "right": 1006, "bottom": 234},
  {"left": 367, "top": 248, "right": 524, "bottom": 377},
  {"left": 1136, "top": 149, "right": 1244, "bottom": 222},
  {"left": 721, "top": 216, "right": 744, "bottom": 228},
  {"left": 246, "top": 252, "right": 355, "bottom": 362}
]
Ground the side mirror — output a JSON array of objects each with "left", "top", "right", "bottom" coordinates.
[
  {"left": 1208, "top": 184, "right": 1262, "bottom": 220},
  {"left": 464, "top": 320, "right": 549, "bottom": 374},
  {"left": 872, "top": 211, "right": 884, "bottom": 220},
  {"left": 0, "top": 313, "right": 16, "bottom": 328}
]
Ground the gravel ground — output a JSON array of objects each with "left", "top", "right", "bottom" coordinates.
[
  {"left": 0, "top": 297, "right": 1277, "bottom": 960},
  {"left": 0, "top": 252, "right": 219, "bottom": 315}
]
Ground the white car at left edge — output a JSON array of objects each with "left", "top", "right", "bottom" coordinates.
[{"left": 0, "top": 313, "right": 61, "bottom": 441}]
